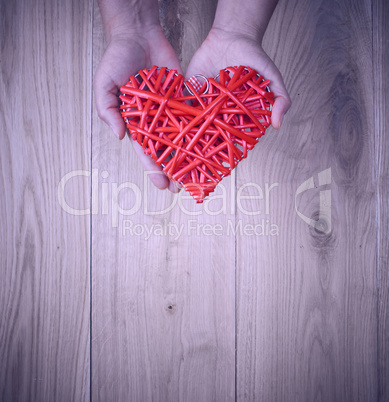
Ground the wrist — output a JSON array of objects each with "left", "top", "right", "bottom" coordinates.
[
  {"left": 211, "top": 0, "right": 278, "bottom": 43},
  {"left": 210, "top": 23, "right": 264, "bottom": 44},
  {"left": 98, "top": 0, "right": 160, "bottom": 42},
  {"left": 107, "top": 22, "right": 162, "bottom": 44},
  {"left": 207, "top": 25, "right": 264, "bottom": 47}
]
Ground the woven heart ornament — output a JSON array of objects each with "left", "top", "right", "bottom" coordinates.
[{"left": 120, "top": 65, "right": 274, "bottom": 202}]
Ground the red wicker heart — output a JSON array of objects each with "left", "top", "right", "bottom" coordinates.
[{"left": 120, "top": 65, "right": 274, "bottom": 202}]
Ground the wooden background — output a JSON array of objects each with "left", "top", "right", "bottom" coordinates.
[{"left": 1, "top": 0, "right": 388, "bottom": 400}]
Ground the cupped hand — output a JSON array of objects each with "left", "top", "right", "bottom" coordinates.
[
  {"left": 186, "top": 28, "right": 291, "bottom": 129},
  {"left": 94, "top": 25, "right": 182, "bottom": 191}
]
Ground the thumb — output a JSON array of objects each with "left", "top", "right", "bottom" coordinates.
[
  {"left": 94, "top": 72, "right": 126, "bottom": 140},
  {"left": 99, "top": 101, "right": 126, "bottom": 140},
  {"left": 251, "top": 61, "right": 291, "bottom": 130},
  {"left": 185, "top": 54, "right": 216, "bottom": 80},
  {"left": 271, "top": 93, "right": 291, "bottom": 129}
]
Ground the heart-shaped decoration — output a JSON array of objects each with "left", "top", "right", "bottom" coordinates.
[{"left": 120, "top": 65, "right": 274, "bottom": 202}]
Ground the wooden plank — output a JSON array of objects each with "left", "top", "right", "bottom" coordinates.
[
  {"left": 374, "top": 0, "right": 389, "bottom": 400},
  {"left": 91, "top": 0, "right": 235, "bottom": 400},
  {"left": 236, "top": 0, "right": 378, "bottom": 400},
  {"left": 0, "top": 0, "right": 91, "bottom": 400},
  {"left": 159, "top": 0, "right": 218, "bottom": 70}
]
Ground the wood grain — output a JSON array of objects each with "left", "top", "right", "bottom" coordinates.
[
  {"left": 1, "top": 0, "right": 387, "bottom": 400},
  {"left": 159, "top": 0, "right": 217, "bottom": 70},
  {"left": 236, "top": 0, "right": 378, "bottom": 400},
  {"left": 0, "top": 0, "right": 91, "bottom": 400},
  {"left": 374, "top": 0, "right": 389, "bottom": 400},
  {"left": 91, "top": 1, "right": 235, "bottom": 400}
]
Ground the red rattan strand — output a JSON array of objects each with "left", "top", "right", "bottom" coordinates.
[{"left": 120, "top": 65, "right": 274, "bottom": 203}]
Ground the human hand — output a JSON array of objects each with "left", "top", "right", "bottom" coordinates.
[
  {"left": 186, "top": 27, "right": 291, "bottom": 129},
  {"left": 94, "top": 25, "right": 182, "bottom": 191}
]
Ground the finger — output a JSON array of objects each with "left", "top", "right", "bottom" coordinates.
[
  {"left": 130, "top": 139, "right": 171, "bottom": 190},
  {"left": 130, "top": 134, "right": 181, "bottom": 194},
  {"left": 271, "top": 94, "right": 292, "bottom": 129},
  {"left": 266, "top": 72, "right": 291, "bottom": 129},
  {"left": 185, "top": 60, "right": 214, "bottom": 81},
  {"left": 94, "top": 71, "right": 126, "bottom": 140},
  {"left": 156, "top": 54, "right": 184, "bottom": 76},
  {"left": 99, "top": 101, "right": 126, "bottom": 140},
  {"left": 185, "top": 49, "right": 216, "bottom": 79},
  {"left": 150, "top": 34, "right": 184, "bottom": 75},
  {"left": 249, "top": 58, "right": 291, "bottom": 129},
  {"left": 169, "top": 180, "right": 181, "bottom": 193}
]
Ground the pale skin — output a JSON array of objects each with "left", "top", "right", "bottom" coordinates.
[{"left": 94, "top": 0, "right": 291, "bottom": 192}]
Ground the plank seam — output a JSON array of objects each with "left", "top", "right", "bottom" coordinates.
[
  {"left": 234, "top": 168, "right": 237, "bottom": 402},
  {"left": 373, "top": 0, "right": 381, "bottom": 400},
  {"left": 89, "top": 0, "right": 95, "bottom": 401}
]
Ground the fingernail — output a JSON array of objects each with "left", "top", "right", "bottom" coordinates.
[
  {"left": 174, "top": 180, "right": 183, "bottom": 190},
  {"left": 280, "top": 113, "right": 285, "bottom": 127},
  {"left": 109, "top": 125, "right": 120, "bottom": 139}
]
